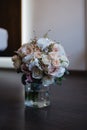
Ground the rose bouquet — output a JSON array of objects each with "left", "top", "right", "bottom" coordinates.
[
  {"left": 12, "top": 37, "right": 69, "bottom": 86},
  {"left": 12, "top": 35, "right": 69, "bottom": 107}
]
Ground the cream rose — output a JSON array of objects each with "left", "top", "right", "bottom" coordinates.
[
  {"left": 34, "top": 51, "right": 42, "bottom": 59},
  {"left": 12, "top": 55, "right": 21, "bottom": 69},
  {"left": 17, "top": 43, "right": 34, "bottom": 57},
  {"left": 41, "top": 54, "right": 51, "bottom": 65}
]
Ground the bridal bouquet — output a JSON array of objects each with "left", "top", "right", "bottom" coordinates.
[{"left": 12, "top": 36, "right": 69, "bottom": 87}]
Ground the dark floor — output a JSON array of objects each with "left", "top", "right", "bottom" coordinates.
[{"left": 0, "top": 69, "right": 87, "bottom": 130}]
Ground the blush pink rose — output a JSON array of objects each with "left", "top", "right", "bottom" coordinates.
[
  {"left": 34, "top": 51, "right": 42, "bottom": 58},
  {"left": 52, "top": 59, "right": 60, "bottom": 67},
  {"left": 48, "top": 52, "right": 58, "bottom": 60}
]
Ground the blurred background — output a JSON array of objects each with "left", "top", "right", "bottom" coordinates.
[{"left": 0, "top": 0, "right": 87, "bottom": 70}]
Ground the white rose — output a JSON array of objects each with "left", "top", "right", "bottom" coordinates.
[
  {"left": 37, "top": 38, "right": 53, "bottom": 50},
  {"left": 59, "top": 55, "right": 69, "bottom": 68},
  {"left": 28, "top": 58, "right": 42, "bottom": 71},
  {"left": 42, "top": 54, "right": 51, "bottom": 65},
  {"left": 22, "top": 54, "right": 33, "bottom": 63},
  {"left": 56, "top": 67, "right": 65, "bottom": 77}
]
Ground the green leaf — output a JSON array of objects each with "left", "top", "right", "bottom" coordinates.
[{"left": 55, "top": 76, "right": 65, "bottom": 85}]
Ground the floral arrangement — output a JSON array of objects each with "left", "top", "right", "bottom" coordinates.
[{"left": 12, "top": 35, "right": 69, "bottom": 87}]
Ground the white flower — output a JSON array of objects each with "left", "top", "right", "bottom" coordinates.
[
  {"left": 37, "top": 38, "right": 53, "bottom": 50},
  {"left": 28, "top": 58, "right": 42, "bottom": 71},
  {"left": 59, "top": 55, "right": 69, "bottom": 68},
  {"left": 22, "top": 54, "right": 33, "bottom": 63},
  {"left": 56, "top": 67, "right": 66, "bottom": 77},
  {"left": 41, "top": 54, "right": 51, "bottom": 65}
]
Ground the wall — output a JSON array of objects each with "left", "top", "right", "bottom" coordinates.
[
  {"left": 0, "top": 0, "right": 86, "bottom": 70},
  {"left": 31, "top": 0, "right": 86, "bottom": 70},
  {"left": 21, "top": 0, "right": 87, "bottom": 70}
]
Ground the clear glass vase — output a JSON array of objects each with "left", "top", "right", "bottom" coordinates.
[{"left": 24, "top": 83, "right": 50, "bottom": 108}]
